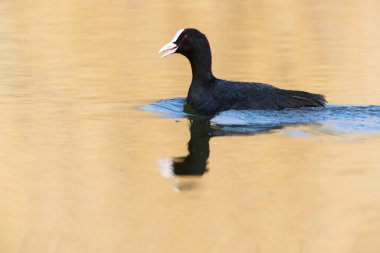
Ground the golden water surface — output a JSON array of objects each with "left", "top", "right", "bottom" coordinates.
[{"left": 0, "top": 1, "right": 380, "bottom": 253}]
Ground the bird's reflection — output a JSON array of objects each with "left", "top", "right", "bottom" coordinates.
[
  {"left": 158, "top": 115, "right": 287, "bottom": 178},
  {"left": 171, "top": 116, "right": 211, "bottom": 176}
]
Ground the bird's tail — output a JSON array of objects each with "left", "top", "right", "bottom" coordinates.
[{"left": 277, "top": 89, "right": 327, "bottom": 108}]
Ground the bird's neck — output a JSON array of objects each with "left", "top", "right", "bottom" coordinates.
[{"left": 187, "top": 48, "right": 215, "bottom": 84}]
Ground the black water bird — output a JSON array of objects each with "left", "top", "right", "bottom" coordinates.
[{"left": 158, "top": 28, "right": 327, "bottom": 116}]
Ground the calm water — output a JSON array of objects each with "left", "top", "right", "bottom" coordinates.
[{"left": 1, "top": 1, "right": 380, "bottom": 253}]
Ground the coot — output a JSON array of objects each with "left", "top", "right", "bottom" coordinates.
[{"left": 158, "top": 28, "right": 326, "bottom": 115}]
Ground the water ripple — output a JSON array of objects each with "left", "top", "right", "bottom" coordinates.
[{"left": 140, "top": 98, "right": 380, "bottom": 136}]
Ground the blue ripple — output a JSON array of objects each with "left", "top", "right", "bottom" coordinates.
[
  {"left": 139, "top": 98, "right": 188, "bottom": 118},
  {"left": 140, "top": 98, "right": 380, "bottom": 136}
]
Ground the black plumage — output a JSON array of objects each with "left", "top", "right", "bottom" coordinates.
[{"left": 159, "top": 28, "right": 326, "bottom": 116}]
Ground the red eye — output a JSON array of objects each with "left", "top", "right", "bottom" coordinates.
[{"left": 181, "top": 34, "right": 188, "bottom": 42}]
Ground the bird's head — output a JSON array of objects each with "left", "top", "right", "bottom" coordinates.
[{"left": 158, "top": 28, "right": 209, "bottom": 59}]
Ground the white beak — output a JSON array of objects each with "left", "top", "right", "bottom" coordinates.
[
  {"left": 158, "top": 42, "right": 178, "bottom": 58},
  {"left": 158, "top": 28, "right": 185, "bottom": 58}
]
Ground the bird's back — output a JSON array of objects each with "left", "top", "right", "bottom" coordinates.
[{"left": 188, "top": 79, "right": 326, "bottom": 115}]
